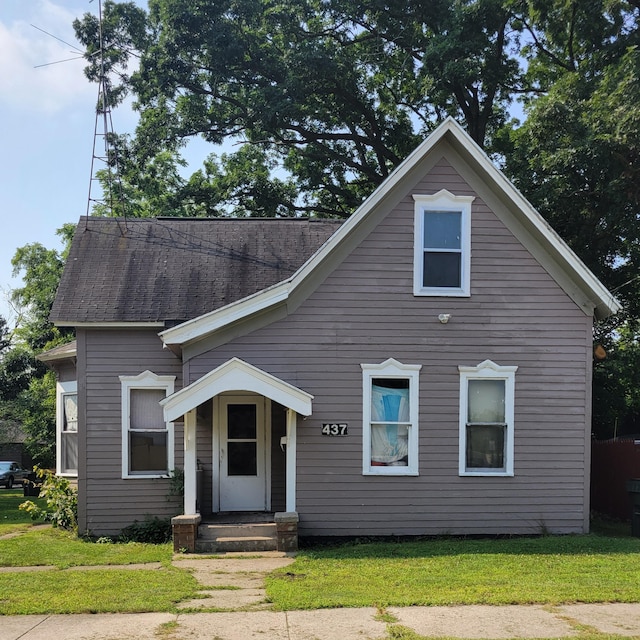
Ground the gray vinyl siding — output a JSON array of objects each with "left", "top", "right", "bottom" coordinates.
[
  {"left": 79, "top": 328, "right": 183, "bottom": 536},
  {"left": 186, "top": 157, "right": 593, "bottom": 537}
]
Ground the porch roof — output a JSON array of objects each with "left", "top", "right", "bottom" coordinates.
[{"left": 161, "top": 357, "right": 313, "bottom": 421}]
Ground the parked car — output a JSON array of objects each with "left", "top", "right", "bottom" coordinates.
[{"left": 0, "top": 461, "right": 30, "bottom": 489}]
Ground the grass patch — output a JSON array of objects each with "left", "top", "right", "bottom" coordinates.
[
  {"left": 266, "top": 534, "right": 640, "bottom": 610},
  {"left": 0, "top": 527, "right": 173, "bottom": 568},
  {"left": 0, "top": 566, "right": 199, "bottom": 615},
  {"left": 0, "top": 489, "right": 46, "bottom": 535}
]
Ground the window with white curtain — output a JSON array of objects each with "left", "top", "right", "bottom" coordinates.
[
  {"left": 362, "top": 359, "right": 421, "bottom": 476},
  {"left": 120, "top": 371, "right": 175, "bottom": 479},
  {"left": 458, "top": 360, "right": 517, "bottom": 476},
  {"left": 57, "top": 381, "right": 78, "bottom": 476}
]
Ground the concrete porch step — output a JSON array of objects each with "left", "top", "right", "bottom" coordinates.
[{"left": 196, "top": 522, "right": 278, "bottom": 553}]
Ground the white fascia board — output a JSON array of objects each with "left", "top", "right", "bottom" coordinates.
[{"left": 159, "top": 281, "right": 292, "bottom": 346}]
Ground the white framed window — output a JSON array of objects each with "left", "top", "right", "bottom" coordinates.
[
  {"left": 413, "top": 189, "right": 474, "bottom": 296},
  {"left": 120, "top": 371, "right": 175, "bottom": 479},
  {"left": 56, "top": 380, "right": 78, "bottom": 477},
  {"left": 361, "top": 358, "right": 421, "bottom": 476},
  {"left": 458, "top": 360, "right": 517, "bottom": 476}
]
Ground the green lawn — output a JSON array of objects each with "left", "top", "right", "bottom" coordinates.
[
  {"left": 2, "top": 489, "right": 640, "bottom": 621},
  {"left": 0, "top": 526, "right": 173, "bottom": 568},
  {"left": 0, "top": 567, "right": 198, "bottom": 615},
  {"left": 0, "top": 488, "right": 46, "bottom": 535},
  {"left": 0, "top": 490, "right": 199, "bottom": 614},
  {"left": 266, "top": 532, "right": 640, "bottom": 610}
]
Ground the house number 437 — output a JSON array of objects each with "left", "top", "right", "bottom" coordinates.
[{"left": 321, "top": 423, "right": 348, "bottom": 436}]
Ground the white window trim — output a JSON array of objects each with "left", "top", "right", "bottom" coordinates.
[
  {"left": 56, "top": 380, "right": 78, "bottom": 477},
  {"left": 120, "top": 370, "right": 175, "bottom": 479},
  {"left": 413, "top": 189, "right": 474, "bottom": 297},
  {"left": 361, "top": 358, "right": 422, "bottom": 476},
  {"left": 458, "top": 360, "right": 517, "bottom": 477}
]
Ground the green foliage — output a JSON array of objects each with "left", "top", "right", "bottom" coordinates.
[
  {"left": 0, "top": 346, "right": 44, "bottom": 402},
  {"left": 73, "top": 0, "right": 529, "bottom": 217},
  {"left": 10, "top": 242, "right": 69, "bottom": 351},
  {"left": 16, "top": 371, "right": 56, "bottom": 467},
  {"left": 20, "top": 467, "right": 78, "bottom": 532},
  {"left": 0, "top": 230, "right": 76, "bottom": 466},
  {"left": 120, "top": 516, "right": 172, "bottom": 544},
  {"left": 593, "top": 321, "right": 640, "bottom": 438},
  {"left": 167, "top": 467, "right": 184, "bottom": 498}
]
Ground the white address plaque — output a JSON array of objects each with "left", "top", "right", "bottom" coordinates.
[{"left": 321, "top": 423, "right": 348, "bottom": 436}]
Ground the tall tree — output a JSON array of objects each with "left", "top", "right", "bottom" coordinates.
[
  {"left": 74, "top": 0, "right": 527, "bottom": 217},
  {"left": 499, "top": 0, "right": 640, "bottom": 437},
  {"left": 2, "top": 231, "right": 75, "bottom": 466}
]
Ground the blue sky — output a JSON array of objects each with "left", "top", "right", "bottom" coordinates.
[{"left": 0, "top": 0, "right": 143, "bottom": 324}]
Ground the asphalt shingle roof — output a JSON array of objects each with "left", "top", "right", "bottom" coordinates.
[{"left": 50, "top": 217, "right": 342, "bottom": 325}]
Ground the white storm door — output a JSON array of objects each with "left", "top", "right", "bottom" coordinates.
[{"left": 219, "top": 396, "right": 266, "bottom": 511}]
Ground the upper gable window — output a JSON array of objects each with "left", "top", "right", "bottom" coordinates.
[
  {"left": 120, "top": 371, "right": 175, "bottom": 479},
  {"left": 413, "top": 190, "right": 474, "bottom": 296}
]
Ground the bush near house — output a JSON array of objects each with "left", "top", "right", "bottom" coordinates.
[{"left": 19, "top": 466, "right": 77, "bottom": 531}]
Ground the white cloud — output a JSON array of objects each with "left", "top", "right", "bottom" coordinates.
[{"left": 0, "top": 1, "right": 96, "bottom": 114}]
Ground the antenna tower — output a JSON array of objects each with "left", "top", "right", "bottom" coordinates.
[{"left": 86, "top": 0, "right": 126, "bottom": 218}]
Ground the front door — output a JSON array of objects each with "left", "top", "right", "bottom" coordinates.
[{"left": 219, "top": 396, "right": 266, "bottom": 511}]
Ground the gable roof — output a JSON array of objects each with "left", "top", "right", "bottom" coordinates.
[
  {"left": 50, "top": 217, "right": 341, "bottom": 325},
  {"left": 162, "top": 357, "right": 314, "bottom": 422},
  {"left": 160, "top": 118, "right": 620, "bottom": 352}
]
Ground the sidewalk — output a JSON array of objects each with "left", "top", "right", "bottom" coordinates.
[
  {"left": 2, "top": 553, "right": 640, "bottom": 640},
  {"left": 4, "top": 603, "right": 640, "bottom": 640}
]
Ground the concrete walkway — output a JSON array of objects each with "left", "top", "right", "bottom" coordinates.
[{"left": 3, "top": 553, "right": 640, "bottom": 640}]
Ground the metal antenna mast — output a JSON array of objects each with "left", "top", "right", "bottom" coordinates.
[{"left": 85, "top": 0, "right": 126, "bottom": 220}]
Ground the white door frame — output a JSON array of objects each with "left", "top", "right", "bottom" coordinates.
[{"left": 212, "top": 394, "right": 271, "bottom": 512}]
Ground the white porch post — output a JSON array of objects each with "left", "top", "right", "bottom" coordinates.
[
  {"left": 285, "top": 408, "right": 297, "bottom": 512},
  {"left": 183, "top": 408, "right": 198, "bottom": 516}
]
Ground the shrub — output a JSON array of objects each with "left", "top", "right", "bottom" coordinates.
[
  {"left": 19, "top": 466, "right": 77, "bottom": 531},
  {"left": 120, "top": 516, "right": 172, "bottom": 544}
]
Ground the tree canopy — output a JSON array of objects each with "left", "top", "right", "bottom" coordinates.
[
  {"left": 0, "top": 230, "right": 75, "bottom": 467},
  {"left": 74, "top": 0, "right": 535, "bottom": 216}
]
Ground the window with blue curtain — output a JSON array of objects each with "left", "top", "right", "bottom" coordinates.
[{"left": 370, "top": 379, "right": 410, "bottom": 466}]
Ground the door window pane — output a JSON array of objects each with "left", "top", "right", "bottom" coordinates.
[
  {"left": 227, "top": 442, "right": 257, "bottom": 476},
  {"left": 227, "top": 404, "right": 257, "bottom": 439}
]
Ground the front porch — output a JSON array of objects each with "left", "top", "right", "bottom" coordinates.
[
  {"left": 162, "top": 358, "right": 312, "bottom": 554},
  {"left": 172, "top": 511, "right": 299, "bottom": 553}
]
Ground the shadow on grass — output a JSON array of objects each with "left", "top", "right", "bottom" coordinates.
[{"left": 297, "top": 518, "right": 637, "bottom": 561}]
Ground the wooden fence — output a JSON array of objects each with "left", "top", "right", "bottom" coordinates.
[{"left": 591, "top": 438, "right": 640, "bottom": 521}]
